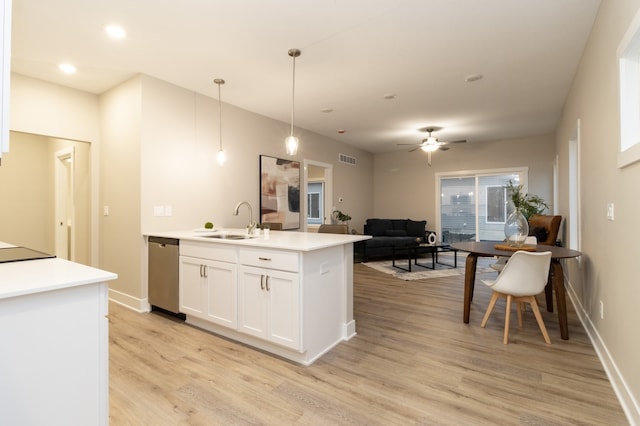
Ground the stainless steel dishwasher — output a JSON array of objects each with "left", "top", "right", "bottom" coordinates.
[{"left": 148, "top": 236, "right": 184, "bottom": 319}]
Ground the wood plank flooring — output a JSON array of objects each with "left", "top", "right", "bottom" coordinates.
[{"left": 109, "top": 263, "right": 628, "bottom": 425}]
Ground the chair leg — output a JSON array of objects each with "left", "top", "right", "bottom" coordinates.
[
  {"left": 481, "top": 292, "right": 500, "bottom": 328},
  {"left": 528, "top": 296, "right": 551, "bottom": 344},
  {"left": 504, "top": 295, "right": 512, "bottom": 344},
  {"left": 517, "top": 302, "right": 524, "bottom": 327}
]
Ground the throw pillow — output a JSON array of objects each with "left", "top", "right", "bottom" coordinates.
[
  {"left": 406, "top": 219, "right": 427, "bottom": 237},
  {"left": 366, "top": 219, "right": 392, "bottom": 236}
]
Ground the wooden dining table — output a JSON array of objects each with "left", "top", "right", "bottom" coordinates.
[{"left": 450, "top": 241, "right": 582, "bottom": 340}]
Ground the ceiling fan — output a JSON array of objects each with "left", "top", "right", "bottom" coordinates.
[{"left": 398, "top": 127, "right": 467, "bottom": 166}]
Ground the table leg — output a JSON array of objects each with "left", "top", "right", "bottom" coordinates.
[
  {"left": 463, "top": 253, "right": 479, "bottom": 324},
  {"left": 551, "top": 259, "right": 569, "bottom": 340}
]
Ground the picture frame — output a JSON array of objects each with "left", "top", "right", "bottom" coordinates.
[{"left": 259, "top": 155, "right": 300, "bottom": 230}]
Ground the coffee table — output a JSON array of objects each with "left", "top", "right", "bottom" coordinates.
[{"left": 391, "top": 243, "right": 458, "bottom": 272}]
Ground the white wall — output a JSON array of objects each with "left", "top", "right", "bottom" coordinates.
[{"left": 556, "top": 0, "right": 640, "bottom": 422}]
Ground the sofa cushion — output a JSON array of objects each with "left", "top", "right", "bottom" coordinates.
[
  {"left": 385, "top": 229, "right": 407, "bottom": 237},
  {"left": 391, "top": 219, "right": 407, "bottom": 231},
  {"left": 365, "top": 236, "right": 418, "bottom": 249},
  {"left": 406, "top": 219, "right": 427, "bottom": 238},
  {"left": 366, "top": 219, "right": 392, "bottom": 236}
]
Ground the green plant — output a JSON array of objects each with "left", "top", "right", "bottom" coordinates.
[
  {"left": 505, "top": 180, "right": 549, "bottom": 219},
  {"left": 332, "top": 210, "right": 351, "bottom": 223}
]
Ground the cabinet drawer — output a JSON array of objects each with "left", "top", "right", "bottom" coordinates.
[
  {"left": 180, "top": 241, "right": 237, "bottom": 263},
  {"left": 239, "top": 248, "right": 299, "bottom": 272}
]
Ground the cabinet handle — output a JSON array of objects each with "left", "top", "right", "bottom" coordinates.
[
  {"left": 203, "top": 265, "right": 207, "bottom": 278},
  {"left": 266, "top": 275, "right": 270, "bottom": 291},
  {"left": 260, "top": 274, "right": 265, "bottom": 290},
  {"left": 199, "top": 264, "right": 203, "bottom": 277},
  {"left": 258, "top": 257, "right": 272, "bottom": 261}
]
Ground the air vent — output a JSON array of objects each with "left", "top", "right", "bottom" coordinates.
[{"left": 339, "top": 153, "right": 357, "bottom": 166}]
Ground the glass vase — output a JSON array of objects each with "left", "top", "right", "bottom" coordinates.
[{"left": 504, "top": 208, "right": 529, "bottom": 247}]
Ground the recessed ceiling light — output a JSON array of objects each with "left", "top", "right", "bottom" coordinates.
[
  {"left": 465, "top": 74, "right": 483, "bottom": 82},
  {"left": 58, "top": 63, "right": 77, "bottom": 74},
  {"left": 321, "top": 108, "right": 333, "bottom": 113},
  {"left": 105, "top": 25, "right": 126, "bottom": 39},
  {"left": 383, "top": 93, "right": 397, "bottom": 100}
]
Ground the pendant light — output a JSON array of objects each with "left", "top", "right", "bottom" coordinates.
[
  {"left": 214, "top": 78, "right": 227, "bottom": 165},
  {"left": 285, "top": 48, "right": 301, "bottom": 155}
]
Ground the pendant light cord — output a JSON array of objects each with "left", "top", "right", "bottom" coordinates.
[
  {"left": 218, "top": 82, "right": 223, "bottom": 151},
  {"left": 290, "top": 54, "right": 296, "bottom": 137}
]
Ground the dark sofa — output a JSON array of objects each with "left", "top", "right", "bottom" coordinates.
[{"left": 361, "top": 218, "right": 427, "bottom": 261}]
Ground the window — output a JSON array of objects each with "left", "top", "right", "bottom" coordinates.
[
  {"left": 486, "top": 185, "right": 507, "bottom": 223},
  {"left": 617, "top": 7, "right": 640, "bottom": 168},
  {"left": 436, "top": 168, "right": 527, "bottom": 243},
  {"left": 307, "top": 181, "right": 323, "bottom": 225}
]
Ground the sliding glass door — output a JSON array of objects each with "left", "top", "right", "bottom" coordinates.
[{"left": 437, "top": 169, "right": 527, "bottom": 243}]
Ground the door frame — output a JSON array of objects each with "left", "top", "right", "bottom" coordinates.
[
  {"left": 54, "top": 147, "right": 75, "bottom": 260},
  {"left": 302, "top": 159, "right": 333, "bottom": 232}
]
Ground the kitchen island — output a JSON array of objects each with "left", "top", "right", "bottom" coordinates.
[
  {"left": 0, "top": 242, "right": 117, "bottom": 426},
  {"left": 146, "top": 229, "right": 370, "bottom": 365}
]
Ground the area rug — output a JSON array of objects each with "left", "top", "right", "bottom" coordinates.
[{"left": 361, "top": 253, "right": 495, "bottom": 281}]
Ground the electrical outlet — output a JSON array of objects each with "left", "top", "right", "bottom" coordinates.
[
  {"left": 103, "top": 206, "right": 110, "bottom": 216},
  {"left": 600, "top": 300, "right": 604, "bottom": 319}
]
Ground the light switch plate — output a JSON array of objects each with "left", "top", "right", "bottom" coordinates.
[
  {"left": 153, "top": 206, "right": 165, "bottom": 217},
  {"left": 607, "top": 203, "right": 614, "bottom": 221}
]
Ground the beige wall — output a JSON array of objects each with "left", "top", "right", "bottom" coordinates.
[
  {"left": 10, "top": 73, "right": 101, "bottom": 265},
  {"left": 372, "top": 134, "right": 556, "bottom": 229},
  {"left": 556, "top": 0, "right": 640, "bottom": 422}
]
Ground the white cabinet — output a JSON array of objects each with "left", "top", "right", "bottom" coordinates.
[
  {"left": 179, "top": 242, "right": 237, "bottom": 329},
  {"left": 0, "top": 280, "right": 110, "bottom": 426},
  {"left": 238, "top": 265, "right": 300, "bottom": 350}
]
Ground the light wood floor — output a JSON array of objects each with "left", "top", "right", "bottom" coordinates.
[{"left": 109, "top": 263, "right": 628, "bottom": 425}]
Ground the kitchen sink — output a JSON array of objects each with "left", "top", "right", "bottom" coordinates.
[{"left": 201, "top": 234, "right": 255, "bottom": 240}]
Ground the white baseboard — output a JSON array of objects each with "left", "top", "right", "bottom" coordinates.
[
  {"left": 108, "top": 288, "right": 150, "bottom": 313},
  {"left": 565, "top": 281, "right": 639, "bottom": 425}
]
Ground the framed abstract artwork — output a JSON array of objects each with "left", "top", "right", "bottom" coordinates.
[{"left": 259, "top": 155, "right": 300, "bottom": 230}]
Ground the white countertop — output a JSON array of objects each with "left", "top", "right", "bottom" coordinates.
[
  {"left": 146, "top": 228, "right": 370, "bottom": 251},
  {"left": 0, "top": 242, "right": 117, "bottom": 299}
]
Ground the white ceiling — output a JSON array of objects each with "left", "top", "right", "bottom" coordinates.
[{"left": 10, "top": 0, "right": 600, "bottom": 153}]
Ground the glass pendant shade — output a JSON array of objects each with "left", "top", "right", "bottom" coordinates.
[
  {"left": 285, "top": 135, "right": 299, "bottom": 155},
  {"left": 216, "top": 149, "right": 226, "bottom": 165},
  {"left": 504, "top": 208, "right": 530, "bottom": 247}
]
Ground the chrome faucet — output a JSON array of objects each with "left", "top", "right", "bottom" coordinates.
[{"left": 233, "top": 201, "right": 256, "bottom": 234}]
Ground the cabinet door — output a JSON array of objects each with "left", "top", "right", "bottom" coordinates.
[
  {"left": 179, "top": 256, "right": 205, "bottom": 317},
  {"left": 266, "top": 269, "right": 300, "bottom": 350},
  {"left": 205, "top": 260, "right": 237, "bottom": 328},
  {"left": 238, "top": 266, "right": 300, "bottom": 350},
  {"left": 237, "top": 266, "right": 268, "bottom": 339}
]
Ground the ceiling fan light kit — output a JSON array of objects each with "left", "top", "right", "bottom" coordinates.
[{"left": 397, "top": 126, "right": 467, "bottom": 166}]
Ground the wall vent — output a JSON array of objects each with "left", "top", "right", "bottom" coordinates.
[{"left": 338, "top": 153, "right": 357, "bottom": 166}]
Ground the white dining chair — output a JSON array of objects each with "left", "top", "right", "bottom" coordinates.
[{"left": 481, "top": 250, "right": 552, "bottom": 344}]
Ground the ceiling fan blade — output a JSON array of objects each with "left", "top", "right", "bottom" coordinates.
[
  {"left": 397, "top": 143, "right": 420, "bottom": 146},
  {"left": 409, "top": 147, "right": 421, "bottom": 152},
  {"left": 439, "top": 146, "right": 450, "bottom": 151},
  {"left": 442, "top": 139, "right": 467, "bottom": 144}
]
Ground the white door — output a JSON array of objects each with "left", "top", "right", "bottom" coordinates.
[{"left": 54, "top": 147, "right": 74, "bottom": 260}]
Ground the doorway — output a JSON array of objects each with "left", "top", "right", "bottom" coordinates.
[
  {"left": 55, "top": 147, "right": 75, "bottom": 260},
  {"left": 303, "top": 160, "right": 333, "bottom": 232}
]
